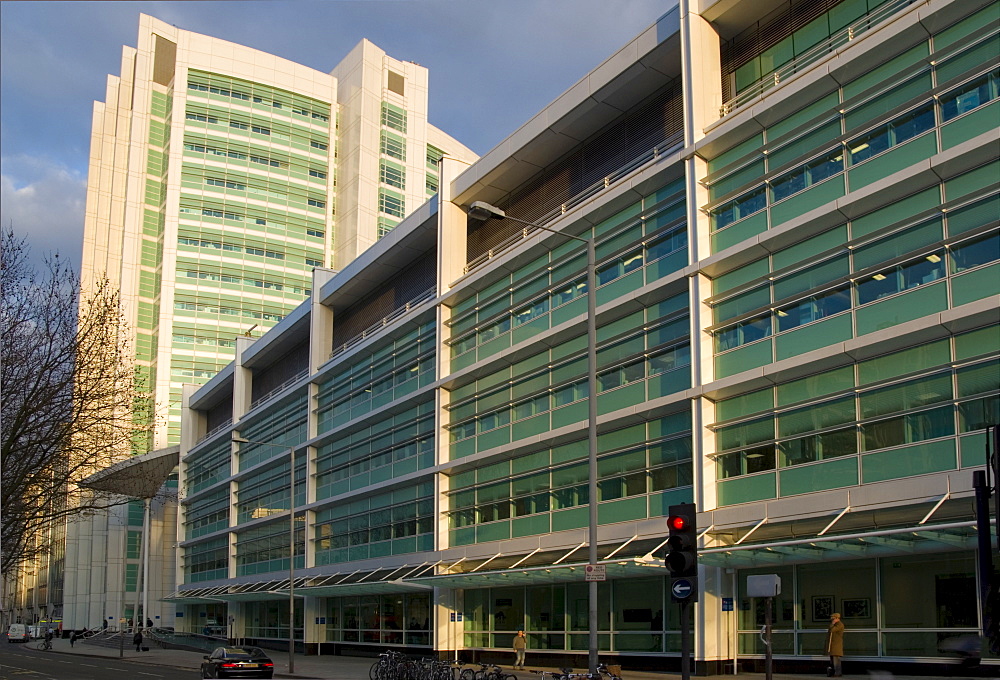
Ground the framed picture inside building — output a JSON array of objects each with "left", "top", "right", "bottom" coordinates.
[
  {"left": 842, "top": 598, "right": 870, "bottom": 619},
  {"left": 812, "top": 596, "right": 834, "bottom": 622}
]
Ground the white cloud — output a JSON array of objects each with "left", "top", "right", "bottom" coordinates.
[{"left": 0, "top": 154, "right": 86, "bottom": 273}]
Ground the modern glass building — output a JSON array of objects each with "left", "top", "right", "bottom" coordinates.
[
  {"left": 54, "top": 14, "right": 475, "bottom": 635},
  {"left": 173, "top": 0, "right": 998, "bottom": 672}
]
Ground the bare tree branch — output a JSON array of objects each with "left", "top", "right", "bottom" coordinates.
[{"left": 1, "top": 230, "right": 157, "bottom": 574}]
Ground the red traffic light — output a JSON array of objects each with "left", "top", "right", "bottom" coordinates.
[{"left": 668, "top": 515, "right": 689, "bottom": 531}]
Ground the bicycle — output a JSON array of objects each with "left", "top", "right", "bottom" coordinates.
[{"left": 35, "top": 638, "right": 53, "bottom": 651}]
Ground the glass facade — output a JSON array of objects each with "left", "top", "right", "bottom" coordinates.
[{"left": 171, "top": 0, "right": 998, "bottom": 671}]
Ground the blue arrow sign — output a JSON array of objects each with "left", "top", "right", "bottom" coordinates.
[{"left": 671, "top": 578, "right": 693, "bottom": 599}]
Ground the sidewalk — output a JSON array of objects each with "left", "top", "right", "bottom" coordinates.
[{"left": 47, "top": 638, "right": 985, "bottom": 680}]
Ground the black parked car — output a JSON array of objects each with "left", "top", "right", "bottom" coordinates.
[{"left": 200, "top": 647, "right": 274, "bottom": 678}]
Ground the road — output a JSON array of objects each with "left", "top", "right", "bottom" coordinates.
[{"left": 0, "top": 643, "right": 185, "bottom": 680}]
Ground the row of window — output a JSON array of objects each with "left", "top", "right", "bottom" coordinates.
[
  {"left": 451, "top": 224, "right": 687, "bottom": 356},
  {"left": 196, "top": 174, "right": 328, "bottom": 210},
  {"left": 714, "top": 360, "right": 998, "bottom": 479},
  {"left": 178, "top": 236, "right": 286, "bottom": 259},
  {"left": 449, "top": 341, "right": 691, "bottom": 441},
  {"left": 188, "top": 80, "right": 330, "bottom": 121},
  {"left": 315, "top": 498, "right": 434, "bottom": 551},
  {"left": 175, "top": 299, "right": 284, "bottom": 322},
  {"left": 184, "top": 140, "right": 329, "bottom": 180},
  {"left": 180, "top": 269, "right": 311, "bottom": 296},
  {"left": 379, "top": 189, "right": 404, "bottom": 218},
  {"left": 185, "top": 109, "right": 330, "bottom": 152},
  {"left": 178, "top": 205, "right": 326, "bottom": 239},
  {"left": 173, "top": 333, "right": 237, "bottom": 348},
  {"left": 715, "top": 231, "right": 998, "bottom": 352},
  {"left": 710, "top": 70, "right": 998, "bottom": 230},
  {"left": 381, "top": 130, "right": 405, "bottom": 161},
  {"left": 381, "top": 102, "right": 407, "bottom": 133}
]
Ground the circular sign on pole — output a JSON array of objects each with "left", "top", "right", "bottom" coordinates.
[{"left": 671, "top": 578, "right": 694, "bottom": 600}]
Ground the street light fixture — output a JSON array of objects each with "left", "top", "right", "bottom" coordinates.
[
  {"left": 465, "top": 201, "right": 601, "bottom": 674},
  {"left": 232, "top": 436, "right": 298, "bottom": 674}
]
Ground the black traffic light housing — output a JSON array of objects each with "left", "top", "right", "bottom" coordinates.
[{"left": 666, "top": 503, "right": 698, "bottom": 578}]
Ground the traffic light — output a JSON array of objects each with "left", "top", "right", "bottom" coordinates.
[{"left": 665, "top": 503, "right": 697, "bottom": 577}]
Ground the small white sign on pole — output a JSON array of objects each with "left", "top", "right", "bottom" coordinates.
[{"left": 585, "top": 564, "right": 607, "bottom": 581}]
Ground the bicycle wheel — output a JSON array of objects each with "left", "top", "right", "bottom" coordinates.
[
  {"left": 371, "top": 662, "right": 382, "bottom": 680},
  {"left": 504, "top": 674, "right": 519, "bottom": 680},
  {"left": 460, "top": 669, "right": 476, "bottom": 680}
]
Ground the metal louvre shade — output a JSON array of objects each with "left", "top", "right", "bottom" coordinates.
[{"left": 408, "top": 558, "right": 666, "bottom": 590}]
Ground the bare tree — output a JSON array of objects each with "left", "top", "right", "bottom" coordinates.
[{"left": 1, "top": 230, "right": 154, "bottom": 574}]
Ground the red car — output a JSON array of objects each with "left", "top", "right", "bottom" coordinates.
[{"left": 200, "top": 647, "right": 274, "bottom": 678}]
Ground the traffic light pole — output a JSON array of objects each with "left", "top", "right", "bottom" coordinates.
[{"left": 680, "top": 600, "right": 691, "bottom": 680}]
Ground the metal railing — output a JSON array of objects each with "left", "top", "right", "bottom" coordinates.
[
  {"left": 720, "top": 0, "right": 918, "bottom": 117},
  {"left": 249, "top": 369, "right": 310, "bottom": 409},
  {"left": 463, "top": 132, "right": 683, "bottom": 275},
  {"left": 198, "top": 419, "right": 233, "bottom": 445},
  {"left": 328, "top": 287, "right": 437, "bottom": 360}
]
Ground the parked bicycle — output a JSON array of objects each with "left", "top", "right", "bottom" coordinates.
[{"left": 35, "top": 638, "right": 52, "bottom": 651}]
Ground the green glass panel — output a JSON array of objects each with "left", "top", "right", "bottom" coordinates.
[
  {"left": 715, "top": 340, "right": 772, "bottom": 379},
  {"left": 717, "top": 473, "right": 776, "bottom": 507},
  {"left": 551, "top": 296, "right": 585, "bottom": 326},
  {"left": 451, "top": 438, "right": 476, "bottom": 460},
  {"left": 598, "top": 383, "right": 644, "bottom": 415},
  {"left": 735, "top": 58, "right": 762, "bottom": 93},
  {"left": 843, "top": 44, "right": 930, "bottom": 101},
  {"left": 649, "top": 411, "right": 692, "bottom": 439},
  {"left": 861, "top": 439, "right": 956, "bottom": 483},
  {"left": 512, "top": 514, "right": 550, "bottom": 538},
  {"left": 855, "top": 282, "right": 948, "bottom": 336},
  {"left": 717, "top": 389, "right": 773, "bottom": 421},
  {"left": 955, "top": 324, "right": 1000, "bottom": 361},
  {"left": 645, "top": 248, "right": 687, "bottom": 283},
  {"left": 850, "top": 187, "right": 940, "bottom": 238},
  {"left": 779, "top": 457, "right": 858, "bottom": 496},
  {"left": 829, "top": 0, "right": 867, "bottom": 31},
  {"left": 960, "top": 432, "right": 987, "bottom": 468},
  {"left": 710, "top": 160, "right": 766, "bottom": 202},
  {"left": 511, "top": 414, "right": 550, "bottom": 441},
  {"left": 952, "top": 263, "right": 1000, "bottom": 307},
  {"left": 476, "top": 521, "right": 510, "bottom": 543},
  {"left": 847, "top": 134, "right": 938, "bottom": 191},
  {"left": 858, "top": 339, "right": 949, "bottom": 385},
  {"left": 777, "top": 366, "right": 854, "bottom": 407},
  {"left": 773, "top": 254, "right": 848, "bottom": 300},
  {"left": 477, "top": 332, "right": 511, "bottom": 360},
  {"left": 596, "top": 270, "right": 643, "bottom": 306},
  {"left": 598, "top": 497, "right": 647, "bottom": 524},
  {"left": 934, "top": 3, "right": 1000, "bottom": 50},
  {"left": 768, "top": 120, "right": 841, "bottom": 169},
  {"left": 945, "top": 161, "right": 1000, "bottom": 202},
  {"left": 769, "top": 92, "right": 841, "bottom": 141},
  {"left": 551, "top": 507, "right": 588, "bottom": 532},
  {"left": 936, "top": 36, "right": 1000, "bottom": 85},
  {"left": 770, "top": 177, "right": 845, "bottom": 228},
  {"left": 844, "top": 72, "right": 932, "bottom": 132},
  {"left": 714, "top": 286, "right": 770, "bottom": 323},
  {"left": 648, "top": 488, "right": 694, "bottom": 517},
  {"left": 760, "top": 35, "right": 794, "bottom": 75},
  {"left": 712, "top": 212, "right": 768, "bottom": 253},
  {"left": 947, "top": 194, "right": 1000, "bottom": 236},
  {"left": 853, "top": 219, "right": 943, "bottom": 270},
  {"left": 957, "top": 359, "right": 1000, "bottom": 397},
  {"left": 775, "top": 313, "right": 852, "bottom": 360},
  {"left": 551, "top": 401, "right": 587, "bottom": 429},
  {"left": 773, "top": 225, "right": 848, "bottom": 270},
  {"left": 713, "top": 258, "right": 769, "bottom": 296},
  {"left": 709, "top": 134, "right": 765, "bottom": 174},
  {"left": 647, "top": 366, "right": 691, "bottom": 399}
]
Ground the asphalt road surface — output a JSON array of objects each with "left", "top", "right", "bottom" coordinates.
[{"left": 0, "top": 643, "right": 186, "bottom": 680}]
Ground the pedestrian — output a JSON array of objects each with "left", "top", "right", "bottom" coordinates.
[
  {"left": 133, "top": 629, "right": 143, "bottom": 652},
  {"left": 826, "top": 612, "right": 845, "bottom": 677},
  {"left": 513, "top": 630, "right": 527, "bottom": 669},
  {"left": 70, "top": 630, "right": 78, "bottom": 647},
  {"left": 146, "top": 618, "right": 153, "bottom": 629},
  {"left": 102, "top": 619, "right": 108, "bottom": 631}
]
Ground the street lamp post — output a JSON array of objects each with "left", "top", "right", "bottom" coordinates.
[
  {"left": 232, "top": 436, "right": 297, "bottom": 674},
  {"left": 466, "top": 202, "right": 600, "bottom": 674}
]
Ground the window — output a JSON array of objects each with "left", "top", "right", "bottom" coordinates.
[
  {"left": 310, "top": 140, "right": 328, "bottom": 150},
  {"left": 186, "top": 113, "right": 218, "bottom": 124},
  {"left": 711, "top": 187, "right": 766, "bottom": 230},
  {"left": 951, "top": 232, "right": 1000, "bottom": 273},
  {"left": 770, "top": 149, "right": 844, "bottom": 202},
  {"left": 776, "top": 286, "right": 850, "bottom": 331},
  {"left": 426, "top": 174, "right": 438, "bottom": 194},
  {"left": 848, "top": 103, "right": 935, "bottom": 165},
  {"left": 378, "top": 189, "right": 404, "bottom": 218},
  {"left": 308, "top": 198, "right": 326, "bottom": 208},
  {"left": 380, "top": 131, "right": 406, "bottom": 161},
  {"left": 856, "top": 251, "right": 945, "bottom": 305},
  {"left": 513, "top": 298, "right": 549, "bottom": 327},
  {"left": 309, "top": 169, "right": 327, "bottom": 179},
  {"left": 305, "top": 258, "right": 323, "bottom": 267},
  {"left": 381, "top": 102, "right": 407, "bottom": 133},
  {"left": 229, "top": 121, "right": 248, "bottom": 130},
  {"left": 715, "top": 314, "right": 772, "bottom": 351},
  {"left": 307, "top": 229, "right": 325, "bottom": 238},
  {"left": 251, "top": 125, "right": 270, "bottom": 135},
  {"left": 379, "top": 160, "right": 405, "bottom": 189},
  {"left": 941, "top": 70, "right": 999, "bottom": 121}
]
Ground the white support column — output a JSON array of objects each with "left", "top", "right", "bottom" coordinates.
[{"left": 141, "top": 497, "right": 152, "bottom": 628}]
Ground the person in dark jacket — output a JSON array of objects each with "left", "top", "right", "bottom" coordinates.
[
  {"left": 826, "top": 613, "right": 845, "bottom": 677},
  {"left": 133, "top": 630, "right": 143, "bottom": 652}
]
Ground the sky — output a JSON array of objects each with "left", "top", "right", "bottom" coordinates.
[{"left": 1, "top": 0, "right": 669, "bottom": 272}]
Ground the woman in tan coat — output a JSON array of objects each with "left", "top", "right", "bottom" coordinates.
[{"left": 826, "top": 613, "right": 845, "bottom": 677}]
